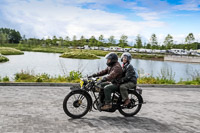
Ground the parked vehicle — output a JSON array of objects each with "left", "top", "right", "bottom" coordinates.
[
  {"left": 124, "top": 48, "right": 130, "bottom": 52},
  {"left": 170, "top": 49, "right": 188, "bottom": 55}
]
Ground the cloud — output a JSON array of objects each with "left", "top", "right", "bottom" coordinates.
[
  {"left": 173, "top": 0, "right": 200, "bottom": 11},
  {"left": 173, "top": 4, "right": 200, "bottom": 11},
  {"left": 0, "top": 0, "right": 199, "bottom": 44},
  {"left": 0, "top": 0, "right": 166, "bottom": 42},
  {"left": 136, "top": 12, "right": 160, "bottom": 20}
]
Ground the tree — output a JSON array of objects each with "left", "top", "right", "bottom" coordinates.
[
  {"left": 119, "top": 34, "right": 128, "bottom": 48},
  {"left": 45, "top": 36, "right": 52, "bottom": 46},
  {"left": 185, "top": 33, "right": 195, "bottom": 44},
  {"left": 52, "top": 36, "right": 58, "bottom": 46},
  {"left": 80, "top": 36, "right": 86, "bottom": 46},
  {"left": 135, "top": 34, "right": 143, "bottom": 48},
  {"left": 0, "top": 33, "right": 7, "bottom": 45},
  {"left": 63, "top": 36, "right": 70, "bottom": 46},
  {"left": 97, "top": 34, "right": 104, "bottom": 47},
  {"left": 59, "top": 37, "right": 63, "bottom": 46},
  {"left": 0, "top": 28, "right": 21, "bottom": 44},
  {"left": 72, "top": 35, "right": 77, "bottom": 47},
  {"left": 163, "top": 34, "right": 173, "bottom": 49},
  {"left": 65, "top": 36, "right": 70, "bottom": 41},
  {"left": 9, "top": 30, "right": 22, "bottom": 43},
  {"left": 89, "top": 36, "right": 97, "bottom": 47},
  {"left": 150, "top": 33, "right": 158, "bottom": 49},
  {"left": 146, "top": 43, "right": 151, "bottom": 49},
  {"left": 108, "top": 35, "right": 116, "bottom": 45}
]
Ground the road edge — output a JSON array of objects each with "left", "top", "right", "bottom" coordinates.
[{"left": 0, "top": 82, "right": 200, "bottom": 88}]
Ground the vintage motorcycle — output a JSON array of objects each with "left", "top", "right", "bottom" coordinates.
[{"left": 63, "top": 77, "right": 144, "bottom": 119}]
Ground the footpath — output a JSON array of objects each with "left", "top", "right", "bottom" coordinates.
[{"left": 0, "top": 85, "right": 199, "bottom": 132}]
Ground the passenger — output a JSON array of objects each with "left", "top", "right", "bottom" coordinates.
[{"left": 120, "top": 52, "right": 137, "bottom": 106}]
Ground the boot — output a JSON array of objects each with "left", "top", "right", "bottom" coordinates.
[
  {"left": 101, "top": 103, "right": 112, "bottom": 110},
  {"left": 123, "top": 99, "right": 131, "bottom": 106}
]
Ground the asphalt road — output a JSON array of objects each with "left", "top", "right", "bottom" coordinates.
[{"left": 0, "top": 86, "right": 199, "bottom": 133}]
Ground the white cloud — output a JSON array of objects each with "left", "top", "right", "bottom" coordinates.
[
  {"left": 136, "top": 12, "right": 160, "bottom": 20},
  {"left": 173, "top": 4, "right": 200, "bottom": 11},
  {"left": 0, "top": 0, "right": 166, "bottom": 42},
  {"left": 173, "top": 0, "right": 200, "bottom": 11}
]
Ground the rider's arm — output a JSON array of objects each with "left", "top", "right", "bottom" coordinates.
[{"left": 96, "top": 67, "right": 109, "bottom": 77}]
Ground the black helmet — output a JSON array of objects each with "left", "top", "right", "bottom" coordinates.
[
  {"left": 105, "top": 52, "right": 118, "bottom": 66},
  {"left": 121, "top": 52, "right": 132, "bottom": 63}
]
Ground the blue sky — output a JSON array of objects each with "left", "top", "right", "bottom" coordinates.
[{"left": 0, "top": 0, "right": 200, "bottom": 44}]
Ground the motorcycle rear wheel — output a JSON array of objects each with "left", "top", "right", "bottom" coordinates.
[{"left": 118, "top": 90, "right": 143, "bottom": 117}]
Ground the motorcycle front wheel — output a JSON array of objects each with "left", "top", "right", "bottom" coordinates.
[
  {"left": 118, "top": 90, "right": 143, "bottom": 117},
  {"left": 63, "top": 90, "right": 91, "bottom": 119}
]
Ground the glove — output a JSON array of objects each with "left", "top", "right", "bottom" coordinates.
[{"left": 97, "top": 77, "right": 107, "bottom": 85}]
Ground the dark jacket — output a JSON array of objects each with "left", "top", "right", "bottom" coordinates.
[
  {"left": 121, "top": 63, "right": 137, "bottom": 84},
  {"left": 96, "top": 62, "right": 123, "bottom": 84}
]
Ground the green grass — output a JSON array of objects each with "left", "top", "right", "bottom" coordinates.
[
  {"left": 0, "top": 47, "right": 24, "bottom": 55},
  {"left": 0, "top": 76, "right": 10, "bottom": 82},
  {"left": 14, "top": 70, "right": 82, "bottom": 83},
  {"left": 131, "top": 53, "right": 164, "bottom": 60},
  {"left": 0, "top": 55, "right": 9, "bottom": 62},
  {"left": 31, "top": 47, "right": 70, "bottom": 53},
  {"left": 84, "top": 50, "right": 109, "bottom": 56},
  {"left": 138, "top": 76, "right": 176, "bottom": 84},
  {"left": 1, "top": 70, "right": 199, "bottom": 85},
  {"left": 60, "top": 51, "right": 100, "bottom": 59}
]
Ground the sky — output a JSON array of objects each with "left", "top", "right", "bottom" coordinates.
[{"left": 0, "top": 0, "right": 200, "bottom": 44}]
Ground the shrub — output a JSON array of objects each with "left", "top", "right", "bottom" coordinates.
[
  {"left": 67, "top": 71, "right": 82, "bottom": 81},
  {"left": 15, "top": 71, "right": 35, "bottom": 82},
  {"left": 3, "top": 76, "right": 9, "bottom": 82}
]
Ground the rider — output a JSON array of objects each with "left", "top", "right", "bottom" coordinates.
[
  {"left": 120, "top": 52, "right": 137, "bottom": 106},
  {"left": 90, "top": 52, "right": 123, "bottom": 110}
]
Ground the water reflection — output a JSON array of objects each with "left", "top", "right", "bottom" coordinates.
[{"left": 0, "top": 52, "right": 200, "bottom": 82}]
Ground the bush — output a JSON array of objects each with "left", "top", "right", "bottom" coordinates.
[
  {"left": 3, "top": 76, "right": 9, "bottom": 82},
  {"left": 14, "top": 70, "right": 82, "bottom": 83},
  {"left": 15, "top": 71, "right": 35, "bottom": 82},
  {"left": 67, "top": 71, "right": 82, "bottom": 82}
]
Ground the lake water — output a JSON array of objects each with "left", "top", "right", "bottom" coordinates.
[{"left": 0, "top": 52, "right": 200, "bottom": 82}]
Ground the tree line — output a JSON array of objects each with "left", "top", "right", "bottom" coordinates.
[{"left": 0, "top": 27, "right": 199, "bottom": 50}]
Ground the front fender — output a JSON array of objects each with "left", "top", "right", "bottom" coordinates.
[{"left": 70, "top": 86, "right": 81, "bottom": 91}]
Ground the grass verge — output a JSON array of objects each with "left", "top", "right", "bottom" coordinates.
[
  {"left": 60, "top": 51, "right": 100, "bottom": 59},
  {"left": 0, "top": 47, "right": 24, "bottom": 55}
]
